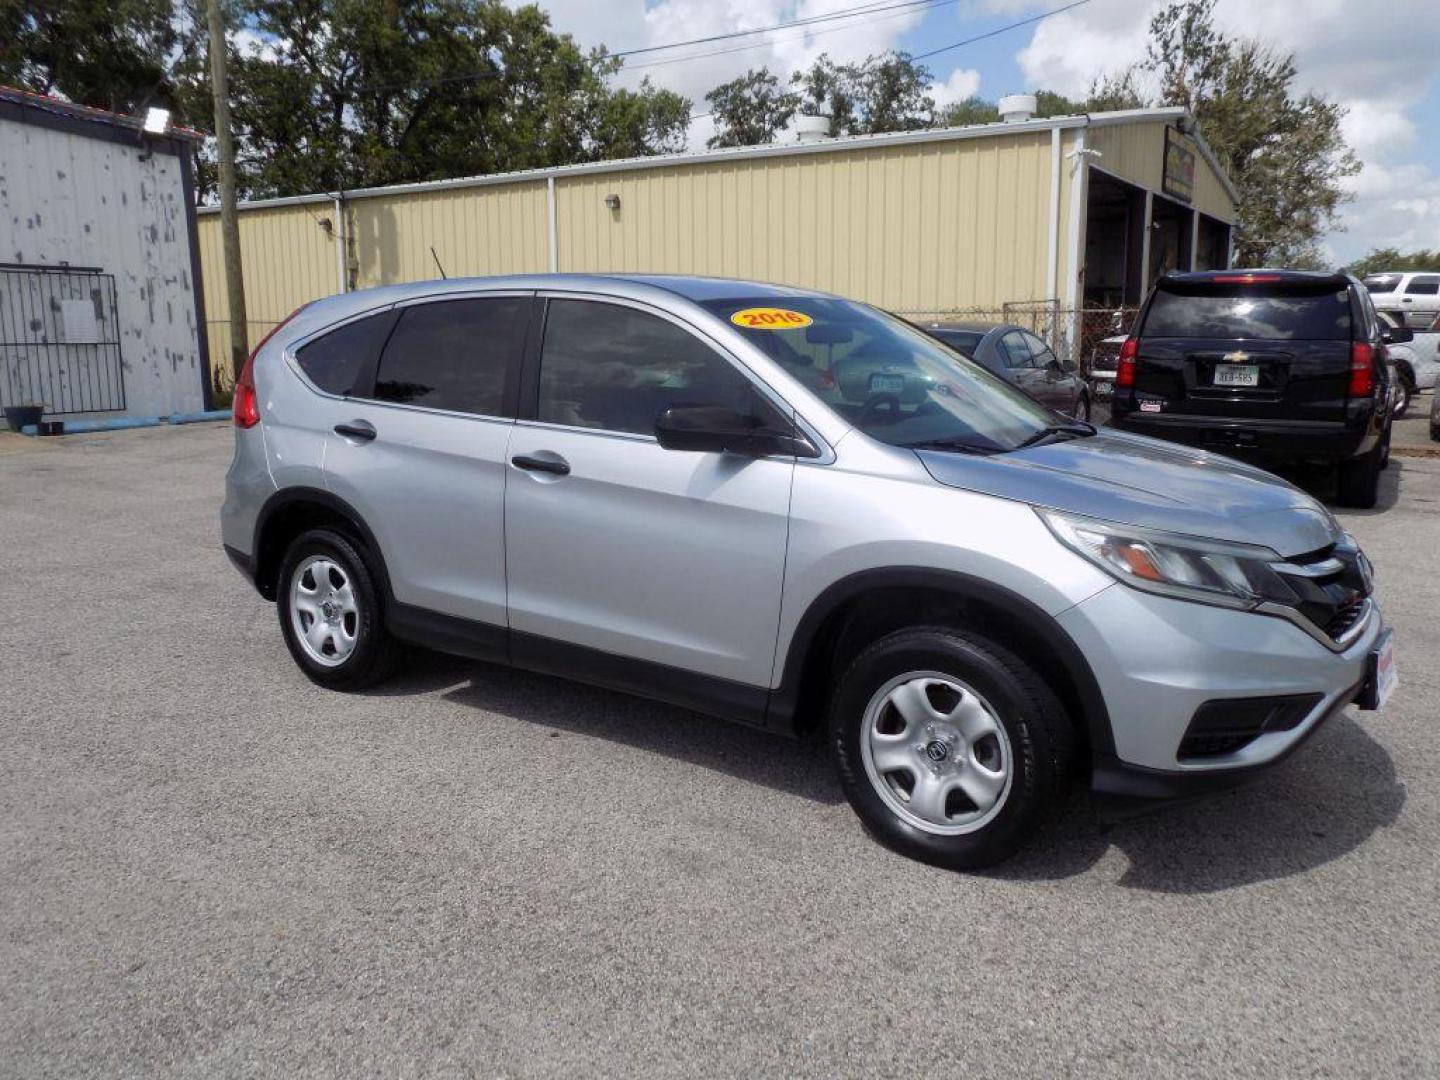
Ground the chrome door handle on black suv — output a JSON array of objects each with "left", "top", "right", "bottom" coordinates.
[
  {"left": 334, "top": 421, "right": 377, "bottom": 442},
  {"left": 511, "top": 453, "right": 570, "bottom": 476}
]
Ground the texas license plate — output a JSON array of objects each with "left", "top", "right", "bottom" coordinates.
[
  {"left": 1095, "top": 381, "right": 1112, "bottom": 397},
  {"left": 1214, "top": 363, "right": 1260, "bottom": 388},
  {"left": 870, "top": 374, "right": 905, "bottom": 394}
]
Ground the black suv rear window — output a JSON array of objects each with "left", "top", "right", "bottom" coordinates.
[{"left": 1144, "top": 287, "right": 1351, "bottom": 340}]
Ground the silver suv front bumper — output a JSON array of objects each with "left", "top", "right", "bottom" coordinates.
[{"left": 1057, "top": 582, "right": 1383, "bottom": 776}]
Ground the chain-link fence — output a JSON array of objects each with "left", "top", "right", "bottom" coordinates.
[{"left": 894, "top": 303, "right": 1141, "bottom": 376}]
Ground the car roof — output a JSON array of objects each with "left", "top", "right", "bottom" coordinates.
[{"left": 922, "top": 321, "right": 1005, "bottom": 334}]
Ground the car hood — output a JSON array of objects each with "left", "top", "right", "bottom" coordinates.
[{"left": 916, "top": 428, "right": 1341, "bottom": 558}]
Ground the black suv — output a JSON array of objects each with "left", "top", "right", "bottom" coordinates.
[{"left": 1110, "top": 270, "right": 1410, "bottom": 508}]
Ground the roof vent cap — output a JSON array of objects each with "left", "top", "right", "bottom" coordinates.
[
  {"left": 998, "top": 94, "right": 1037, "bottom": 123},
  {"left": 793, "top": 114, "right": 832, "bottom": 143}
]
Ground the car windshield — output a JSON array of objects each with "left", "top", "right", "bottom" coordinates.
[{"left": 702, "top": 296, "right": 1066, "bottom": 452}]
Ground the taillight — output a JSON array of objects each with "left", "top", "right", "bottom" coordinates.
[
  {"left": 233, "top": 354, "right": 260, "bottom": 428},
  {"left": 1348, "top": 341, "right": 1375, "bottom": 398},
  {"left": 232, "top": 304, "right": 309, "bottom": 429},
  {"left": 1116, "top": 337, "right": 1139, "bottom": 388}
]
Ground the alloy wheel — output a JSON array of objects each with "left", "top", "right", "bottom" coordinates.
[
  {"left": 859, "top": 671, "right": 1013, "bottom": 835},
  {"left": 289, "top": 555, "right": 360, "bottom": 667}
]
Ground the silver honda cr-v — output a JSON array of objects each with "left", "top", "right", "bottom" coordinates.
[{"left": 221, "top": 275, "right": 1396, "bottom": 869}]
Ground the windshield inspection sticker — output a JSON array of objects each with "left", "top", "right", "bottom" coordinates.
[{"left": 730, "top": 307, "right": 813, "bottom": 330}]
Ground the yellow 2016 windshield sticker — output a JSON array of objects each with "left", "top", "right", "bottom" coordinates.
[{"left": 730, "top": 306, "right": 813, "bottom": 330}]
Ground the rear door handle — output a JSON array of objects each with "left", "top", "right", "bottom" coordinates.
[
  {"left": 511, "top": 453, "right": 570, "bottom": 476},
  {"left": 334, "top": 420, "right": 377, "bottom": 442}
]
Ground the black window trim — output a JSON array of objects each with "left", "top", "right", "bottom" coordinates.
[{"left": 517, "top": 290, "right": 833, "bottom": 462}]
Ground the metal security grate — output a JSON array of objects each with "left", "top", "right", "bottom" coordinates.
[{"left": 0, "top": 264, "right": 126, "bottom": 415}]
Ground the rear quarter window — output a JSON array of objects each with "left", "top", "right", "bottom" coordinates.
[
  {"left": 1143, "top": 288, "right": 1352, "bottom": 340},
  {"left": 294, "top": 311, "right": 392, "bottom": 395}
]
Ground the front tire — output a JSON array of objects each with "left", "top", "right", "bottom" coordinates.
[
  {"left": 829, "top": 627, "right": 1074, "bottom": 871},
  {"left": 277, "top": 528, "right": 400, "bottom": 690}
]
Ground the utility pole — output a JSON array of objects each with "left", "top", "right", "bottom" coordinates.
[{"left": 206, "top": 0, "right": 249, "bottom": 383}]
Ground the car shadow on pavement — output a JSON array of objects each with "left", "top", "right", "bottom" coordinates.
[
  {"left": 369, "top": 652, "right": 1403, "bottom": 889},
  {"left": 994, "top": 711, "right": 1405, "bottom": 891},
  {"left": 365, "top": 649, "right": 846, "bottom": 806}
]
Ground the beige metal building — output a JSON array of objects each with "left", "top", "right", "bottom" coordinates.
[{"left": 197, "top": 106, "right": 1236, "bottom": 380}]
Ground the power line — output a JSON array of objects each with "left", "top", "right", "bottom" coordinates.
[
  {"left": 911, "top": 0, "right": 1091, "bottom": 62},
  {"left": 350, "top": 0, "right": 959, "bottom": 96},
  {"left": 625, "top": 0, "right": 963, "bottom": 72},
  {"left": 609, "top": 0, "right": 953, "bottom": 60}
]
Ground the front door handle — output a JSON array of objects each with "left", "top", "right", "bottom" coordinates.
[
  {"left": 511, "top": 453, "right": 570, "bottom": 476},
  {"left": 334, "top": 420, "right": 377, "bottom": 442}
]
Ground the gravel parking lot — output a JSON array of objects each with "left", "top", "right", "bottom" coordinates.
[{"left": 2, "top": 422, "right": 1437, "bottom": 1078}]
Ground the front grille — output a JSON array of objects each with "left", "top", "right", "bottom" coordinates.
[
  {"left": 1271, "top": 538, "right": 1372, "bottom": 643},
  {"left": 1326, "top": 596, "right": 1368, "bottom": 640}
]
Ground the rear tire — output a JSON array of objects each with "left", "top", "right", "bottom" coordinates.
[
  {"left": 1392, "top": 373, "right": 1412, "bottom": 419},
  {"left": 829, "top": 626, "right": 1074, "bottom": 871},
  {"left": 277, "top": 528, "right": 401, "bottom": 690},
  {"left": 1335, "top": 440, "right": 1382, "bottom": 509}
]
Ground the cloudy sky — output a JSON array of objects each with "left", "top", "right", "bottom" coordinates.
[{"left": 526, "top": 0, "right": 1440, "bottom": 266}]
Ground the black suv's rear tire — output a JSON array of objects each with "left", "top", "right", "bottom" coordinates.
[
  {"left": 277, "top": 528, "right": 401, "bottom": 690},
  {"left": 1335, "top": 440, "right": 1382, "bottom": 509},
  {"left": 829, "top": 627, "right": 1074, "bottom": 870}
]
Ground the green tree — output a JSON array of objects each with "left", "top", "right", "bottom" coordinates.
[
  {"left": 0, "top": 0, "right": 179, "bottom": 113},
  {"left": 1133, "top": 0, "right": 1358, "bottom": 267},
  {"left": 705, "top": 68, "right": 798, "bottom": 149},
  {"left": 790, "top": 51, "right": 934, "bottom": 136},
  {"left": 937, "top": 96, "right": 997, "bottom": 127},
  {"left": 1348, "top": 248, "right": 1440, "bottom": 277},
  {"left": 226, "top": 0, "right": 691, "bottom": 198}
]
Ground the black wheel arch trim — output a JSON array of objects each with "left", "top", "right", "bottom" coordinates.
[
  {"left": 765, "top": 567, "right": 1115, "bottom": 756},
  {"left": 249, "top": 486, "right": 395, "bottom": 604}
]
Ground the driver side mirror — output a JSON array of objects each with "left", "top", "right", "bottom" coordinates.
[
  {"left": 655, "top": 406, "right": 819, "bottom": 458},
  {"left": 1382, "top": 326, "right": 1414, "bottom": 345}
]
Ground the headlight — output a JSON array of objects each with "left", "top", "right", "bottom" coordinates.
[{"left": 1040, "top": 509, "right": 1298, "bottom": 610}]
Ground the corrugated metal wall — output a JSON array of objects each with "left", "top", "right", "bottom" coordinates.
[
  {"left": 351, "top": 181, "right": 548, "bottom": 288},
  {"left": 554, "top": 131, "right": 1052, "bottom": 312},
  {"left": 198, "top": 116, "right": 1237, "bottom": 377},
  {"left": 197, "top": 203, "right": 336, "bottom": 376}
]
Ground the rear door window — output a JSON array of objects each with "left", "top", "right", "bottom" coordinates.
[
  {"left": 295, "top": 311, "right": 391, "bottom": 396},
  {"left": 1143, "top": 287, "right": 1352, "bottom": 340},
  {"left": 1404, "top": 276, "right": 1440, "bottom": 295},
  {"left": 1001, "top": 331, "right": 1036, "bottom": 368},
  {"left": 371, "top": 296, "right": 529, "bottom": 416},
  {"left": 1363, "top": 275, "right": 1402, "bottom": 294}
]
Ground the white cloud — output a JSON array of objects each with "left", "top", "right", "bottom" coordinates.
[
  {"left": 1006, "top": 0, "right": 1440, "bottom": 264},
  {"left": 930, "top": 67, "right": 983, "bottom": 110}
]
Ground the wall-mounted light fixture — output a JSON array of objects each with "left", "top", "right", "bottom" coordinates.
[
  {"left": 142, "top": 107, "right": 171, "bottom": 134},
  {"left": 604, "top": 193, "right": 621, "bottom": 211}
]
